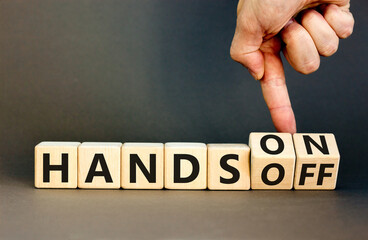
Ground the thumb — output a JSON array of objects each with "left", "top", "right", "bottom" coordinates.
[
  {"left": 230, "top": 45, "right": 265, "bottom": 80},
  {"left": 230, "top": 6, "right": 264, "bottom": 80}
]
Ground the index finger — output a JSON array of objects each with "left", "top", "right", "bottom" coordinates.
[{"left": 260, "top": 39, "right": 297, "bottom": 133}]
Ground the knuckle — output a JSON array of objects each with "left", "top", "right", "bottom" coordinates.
[
  {"left": 237, "top": 16, "right": 248, "bottom": 28},
  {"left": 301, "top": 9, "right": 319, "bottom": 25},
  {"left": 262, "top": 77, "right": 285, "bottom": 87},
  {"left": 325, "top": 4, "right": 340, "bottom": 14},
  {"left": 284, "top": 27, "right": 305, "bottom": 44},
  {"left": 282, "top": 22, "right": 302, "bottom": 41},
  {"left": 324, "top": 5, "right": 340, "bottom": 24}
]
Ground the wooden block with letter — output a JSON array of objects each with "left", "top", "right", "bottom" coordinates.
[
  {"left": 207, "top": 144, "right": 250, "bottom": 190},
  {"left": 249, "top": 133, "right": 295, "bottom": 190},
  {"left": 78, "top": 142, "right": 122, "bottom": 189},
  {"left": 121, "top": 143, "right": 164, "bottom": 189},
  {"left": 35, "top": 142, "right": 80, "bottom": 188},
  {"left": 293, "top": 133, "right": 340, "bottom": 190},
  {"left": 165, "top": 143, "right": 207, "bottom": 189}
]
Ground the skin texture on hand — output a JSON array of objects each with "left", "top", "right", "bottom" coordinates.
[{"left": 230, "top": 0, "right": 354, "bottom": 133}]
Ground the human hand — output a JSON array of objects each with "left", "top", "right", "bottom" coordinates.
[{"left": 230, "top": 0, "right": 354, "bottom": 133}]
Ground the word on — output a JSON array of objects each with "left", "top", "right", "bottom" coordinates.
[{"left": 34, "top": 133, "right": 340, "bottom": 190}]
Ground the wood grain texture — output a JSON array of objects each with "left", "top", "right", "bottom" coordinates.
[
  {"left": 249, "top": 133, "right": 295, "bottom": 190},
  {"left": 293, "top": 133, "right": 340, "bottom": 190},
  {"left": 165, "top": 143, "right": 207, "bottom": 189},
  {"left": 78, "top": 142, "right": 122, "bottom": 189},
  {"left": 207, "top": 144, "right": 250, "bottom": 190},
  {"left": 35, "top": 142, "right": 80, "bottom": 188},
  {"left": 121, "top": 143, "right": 164, "bottom": 189}
]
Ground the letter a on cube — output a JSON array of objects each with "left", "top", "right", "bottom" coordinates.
[
  {"left": 78, "top": 142, "right": 122, "bottom": 189},
  {"left": 35, "top": 142, "right": 80, "bottom": 188},
  {"left": 293, "top": 133, "right": 340, "bottom": 190},
  {"left": 249, "top": 133, "right": 295, "bottom": 190}
]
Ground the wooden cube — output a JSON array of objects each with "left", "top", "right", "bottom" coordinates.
[
  {"left": 78, "top": 142, "right": 122, "bottom": 189},
  {"left": 249, "top": 133, "right": 295, "bottom": 190},
  {"left": 293, "top": 133, "right": 340, "bottom": 190},
  {"left": 121, "top": 143, "right": 164, "bottom": 189},
  {"left": 35, "top": 142, "right": 80, "bottom": 188},
  {"left": 165, "top": 143, "right": 207, "bottom": 189},
  {"left": 207, "top": 144, "right": 250, "bottom": 190}
]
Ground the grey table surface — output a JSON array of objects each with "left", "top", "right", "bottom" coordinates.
[{"left": 1, "top": 0, "right": 367, "bottom": 239}]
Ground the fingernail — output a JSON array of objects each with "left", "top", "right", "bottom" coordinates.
[
  {"left": 249, "top": 70, "right": 260, "bottom": 80},
  {"left": 284, "top": 19, "right": 294, "bottom": 29}
]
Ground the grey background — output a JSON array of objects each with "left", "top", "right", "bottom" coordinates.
[{"left": 0, "top": 0, "right": 367, "bottom": 239}]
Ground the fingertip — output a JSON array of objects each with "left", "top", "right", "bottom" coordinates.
[
  {"left": 249, "top": 69, "right": 263, "bottom": 80},
  {"left": 323, "top": 4, "right": 354, "bottom": 39},
  {"left": 245, "top": 51, "right": 264, "bottom": 80},
  {"left": 231, "top": 50, "right": 265, "bottom": 80},
  {"left": 270, "top": 107, "right": 297, "bottom": 134}
]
